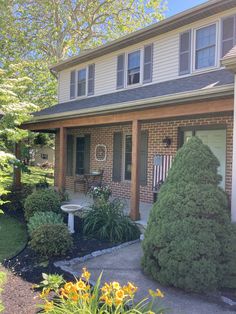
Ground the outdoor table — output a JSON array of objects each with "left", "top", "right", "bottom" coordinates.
[
  {"left": 61, "top": 204, "right": 84, "bottom": 233},
  {"left": 84, "top": 171, "right": 103, "bottom": 193}
]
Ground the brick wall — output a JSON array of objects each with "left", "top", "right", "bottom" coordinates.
[{"left": 54, "top": 112, "right": 233, "bottom": 203}]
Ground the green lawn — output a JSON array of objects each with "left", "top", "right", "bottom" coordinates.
[
  {"left": 0, "top": 215, "right": 28, "bottom": 262},
  {"left": 2, "top": 166, "right": 54, "bottom": 188}
]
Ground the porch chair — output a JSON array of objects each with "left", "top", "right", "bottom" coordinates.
[{"left": 153, "top": 154, "right": 173, "bottom": 202}]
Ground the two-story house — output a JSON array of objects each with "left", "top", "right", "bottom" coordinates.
[{"left": 23, "top": 0, "right": 236, "bottom": 222}]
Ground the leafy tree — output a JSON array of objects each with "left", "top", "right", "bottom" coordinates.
[
  {"left": 142, "top": 137, "right": 235, "bottom": 292},
  {"left": 0, "top": 0, "right": 167, "bottom": 108}
]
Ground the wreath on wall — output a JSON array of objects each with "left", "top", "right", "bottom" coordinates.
[{"left": 95, "top": 144, "right": 107, "bottom": 161}]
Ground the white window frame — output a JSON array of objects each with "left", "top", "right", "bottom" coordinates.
[
  {"left": 71, "top": 64, "right": 95, "bottom": 100},
  {"left": 126, "top": 49, "right": 142, "bottom": 87},
  {"left": 122, "top": 133, "right": 132, "bottom": 182},
  {"left": 193, "top": 22, "right": 219, "bottom": 73},
  {"left": 221, "top": 14, "right": 236, "bottom": 58},
  {"left": 77, "top": 67, "right": 87, "bottom": 98}
]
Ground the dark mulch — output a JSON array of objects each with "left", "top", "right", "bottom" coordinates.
[{"left": 3, "top": 215, "right": 119, "bottom": 285}]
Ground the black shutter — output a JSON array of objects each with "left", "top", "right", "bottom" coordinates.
[
  {"left": 70, "top": 70, "right": 76, "bottom": 99},
  {"left": 117, "top": 54, "right": 125, "bottom": 89},
  {"left": 66, "top": 134, "right": 74, "bottom": 176},
  {"left": 179, "top": 30, "right": 191, "bottom": 75},
  {"left": 84, "top": 134, "right": 91, "bottom": 174},
  {"left": 88, "top": 64, "right": 95, "bottom": 96},
  {"left": 112, "top": 132, "right": 122, "bottom": 182},
  {"left": 143, "top": 44, "right": 153, "bottom": 83},
  {"left": 140, "top": 131, "right": 148, "bottom": 186},
  {"left": 222, "top": 16, "right": 235, "bottom": 57}
]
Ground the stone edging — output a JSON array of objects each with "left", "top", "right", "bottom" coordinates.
[{"left": 54, "top": 239, "right": 140, "bottom": 270}]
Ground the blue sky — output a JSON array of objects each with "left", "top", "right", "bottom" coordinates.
[{"left": 166, "top": 0, "right": 207, "bottom": 17}]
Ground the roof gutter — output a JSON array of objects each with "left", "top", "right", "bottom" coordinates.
[{"left": 26, "top": 84, "right": 234, "bottom": 124}]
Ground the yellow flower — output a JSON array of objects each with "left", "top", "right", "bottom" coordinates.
[
  {"left": 115, "top": 289, "right": 125, "bottom": 300},
  {"left": 64, "top": 282, "right": 75, "bottom": 293},
  {"left": 147, "top": 311, "right": 155, "bottom": 314},
  {"left": 123, "top": 282, "right": 138, "bottom": 296},
  {"left": 149, "top": 288, "right": 164, "bottom": 298},
  {"left": 75, "top": 279, "right": 86, "bottom": 291},
  {"left": 156, "top": 289, "right": 164, "bottom": 298},
  {"left": 40, "top": 288, "right": 50, "bottom": 299},
  {"left": 44, "top": 300, "right": 53, "bottom": 312},
  {"left": 60, "top": 288, "right": 68, "bottom": 299},
  {"left": 81, "top": 267, "right": 91, "bottom": 281},
  {"left": 101, "top": 282, "right": 111, "bottom": 293},
  {"left": 112, "top": 281, "right": 121, "bottom": 290}
]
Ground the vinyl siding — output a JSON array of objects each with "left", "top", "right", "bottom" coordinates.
[{"left": 58, "top": 7, "right": 236, "bottom": 104}]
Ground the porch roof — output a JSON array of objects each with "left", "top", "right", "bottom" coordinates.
[{"left": 33, "top": 69, "right": 234, "bottom": 121}]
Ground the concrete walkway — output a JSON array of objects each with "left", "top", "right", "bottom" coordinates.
[{"left": 67, "top": 242, "right": 235, "bottom": 314}]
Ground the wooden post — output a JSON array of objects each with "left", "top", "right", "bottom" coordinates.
[
  {"left": 130, "top": 120, "right": 141, "bottom": 221},
  {"left": 58, "top": 127, "right": 67, "bottom": 191},
  {"left": 13, "top": 142, "right": 21, "bottom": 190}
]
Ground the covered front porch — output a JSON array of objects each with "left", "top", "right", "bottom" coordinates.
[
  {"left": 67, "top": 191, "right": 152, "bottom": 226},
  {"left": 22, "top": 96, "right": 235, "bottom": 221}
]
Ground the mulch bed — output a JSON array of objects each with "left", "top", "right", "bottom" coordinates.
[{"left": 1, "top": 214, "right": 120, "bottom": 313}]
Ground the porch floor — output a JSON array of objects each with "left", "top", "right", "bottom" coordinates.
[{"left": 67, "top": 191, "right": 152, "bottom": 226}]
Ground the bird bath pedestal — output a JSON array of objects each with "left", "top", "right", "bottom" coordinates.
[{"left": 61, "top": 204, "right": 84, "bottom": 233}]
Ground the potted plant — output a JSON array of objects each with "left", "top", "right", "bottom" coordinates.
[{"left": 88, "top": 185, "right": 111, "bottom": 203}]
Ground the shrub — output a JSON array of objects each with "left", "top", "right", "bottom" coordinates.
[
  {"left": 38, "top": 268, "right": 165, "bottom": 313},
  {"left": 24, "top": 188, "right": 61, "bottom": 221},
  {"left": 2, "top": 183, "right": 34, "bottom": 212},
  {"left": 142, "top": 137, "right": 233, "bottom": 293},
  {"left": 27, "top": 211, "right": 64, "bottom": 237},
  {"left": 83, "top": 199, "right": 140, "bottom": 243},
  {"left": 30, "top": 224, "right": 73, "bottom": 258}
]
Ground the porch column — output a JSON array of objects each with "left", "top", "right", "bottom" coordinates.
[
  {"left": 58, "top": 127, "right": 67, "bottom": 191},
  {"left": 13, "top": 142, "right": 21, "bottom": 190},
  {"left": 231, "top": 74, "right": 236, "bottom": 222},
  {"left": 130, "top": 120, "right": 141, "bottom": 221}
]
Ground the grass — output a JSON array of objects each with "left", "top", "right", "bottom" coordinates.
[
  {"left": 2, "top": 166, "right": 54, "bottom": 188},
  {"left": 0, "top": 270, "right": 6, "bottom": 313},
  {"left": 0, "top": 215, "right": 28, "bottom": 262}
]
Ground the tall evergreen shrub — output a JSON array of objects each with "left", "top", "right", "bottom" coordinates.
[{"left": 142, "top": 137, "right": 235, "bottom": 292}]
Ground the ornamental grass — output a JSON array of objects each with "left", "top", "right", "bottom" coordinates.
[{"left": 38, "top": 268, "right": 165, "bottom": 313}]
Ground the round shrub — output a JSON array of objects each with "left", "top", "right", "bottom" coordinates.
[
  {"left": 142, "top": 137, "right": 232, "bottom": 293},
  {"left": 27, "top": 211, "right": 64, "bottom": 237},
  {"left": 24, "top": 189, "right": 61, "bottom": 221},
  {"left": 30, "top": 224, "right": 73, "bottom": 258}
]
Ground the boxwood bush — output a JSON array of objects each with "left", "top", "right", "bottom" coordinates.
[
  {"left": 24, "top": 188, "right": 61, "bottom": 221},
  {"left": 27, "top": 211, "right": 64, "bottom": 237},
  {"left": 30, "top": 224, "right": 73, "bottom": 258},
  {"left": 142, "top": 136, "right": 235, "bottom": 293},
  {"left": 83, "top": 198, "right": 140, "bottom": 243}
]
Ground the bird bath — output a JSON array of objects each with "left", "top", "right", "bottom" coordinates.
[{"left": 61, "top": 204, "right": 84, "bottom": 233}]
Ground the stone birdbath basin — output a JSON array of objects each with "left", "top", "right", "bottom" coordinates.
[{"left": 61, "top": 204, "right": 84, "bottom": 233}]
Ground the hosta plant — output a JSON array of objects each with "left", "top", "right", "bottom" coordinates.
[
  {"left": 38, "top": 268, "right": 165, "bottom": 313},
  {"left": 27, "top": 211, "right": 64, "bottom": 237}
]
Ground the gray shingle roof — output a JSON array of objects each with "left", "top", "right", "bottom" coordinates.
[
  {"left": 34, "top": 69, "right": 234, "bottom": 117},
  {"left": 223, "top": 45, "right": 236, "bottom": 60}
]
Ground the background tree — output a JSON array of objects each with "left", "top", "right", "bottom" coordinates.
[
  {"left": 0, "top": 0, "right": 167, "bottom": 108},
  {"left": 142, "top": 137, "right": 235, "bottom": 292}
]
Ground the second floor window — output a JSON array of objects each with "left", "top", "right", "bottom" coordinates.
[
  {"left": 77, "top": 69, "right": 86, "bottom": 97},
  {"left": 127, "top": 51, "right": 140, "bottom": 85},
  {"left": 195, "top": 24, "right": 216, "bottom": 70}
]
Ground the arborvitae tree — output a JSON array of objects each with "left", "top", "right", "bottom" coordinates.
[{"left": 142, "top": 136, "right": 235, "bottom": 292}]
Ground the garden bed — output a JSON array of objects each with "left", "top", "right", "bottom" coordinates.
[{"left": 3, "top": 231, "right": 119, "bottom": 285}]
